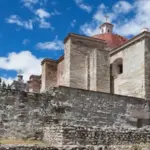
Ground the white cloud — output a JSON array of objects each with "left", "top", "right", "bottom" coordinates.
[
  {"left": 39, "top": 0, "right": 48, "bottom": 6},
  {"left": 115, "top": 0, "right": 150, "bottom": 36},
  {"left": 6, "top": 15, "right": 33, "bottom": 30},
  {"left": 23, "top": 39, "right": 30, "bottom": 45},
  {"left": 0, "top": 51, "right": 42, "bottom": 82},
  {"left": 21, "top": 0, "right": 47, "bottom": 9},
  {"left": 36, "top": 36, "right": 63, "bottom": 50},
  {"left": 93, "top": 4, "right": 116, "bottom": 23},
  {"left": 80, "top": 3, "right": 118, "bottom": 36},
  {"left": 35, "top": 9, "right": 50, "bottom": 18},
  {"left": 80, "top": 0, "right": 150, "bottom": 37},
  {"left": 80, "top": 22, "right": 99, "bottom": 36},
  {"left": 71, "top": 19, "right": 77, "bottom": 27},
  {"left": 33, "top": 8, "right": 60, "bottom": 29},
  {"left": 74, "top": 0, "right": 92, "bottom": 13},
  {"left": 7, "top": 0, "right": 60, "bottom": 30},
  {"left": 35, "top": 9, "right": 60, "bottom": 18},
  {"left": 38, "top": 18, "right": 53, "bottom": 29},
  {"left": 21, "top": 0, "right": 39, "bottom": 9},
  {"left": 113, "top": 1, "right": 133, "bottom": 14},
  {"left": 35, "top": 9, "right": 60, "bottom": 29},
  {"left": 50, "top": 10, "right": 61, "bottom": 16}
]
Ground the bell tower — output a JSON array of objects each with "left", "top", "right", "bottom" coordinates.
[{"left": 100, "top": 16, "right": 114, "bottom": 34}]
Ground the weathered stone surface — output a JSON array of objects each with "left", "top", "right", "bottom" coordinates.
[
  {"left": 57, "top": 60, "right": 64, "bottom": 86},
  {"left": 44, "top": 126, "right": 150, "bottom": 146},
  {"left": 41, "top": 60, "right": 57, "bottom": 92},
  {"left": 64, "top": 34, "right": 110, "bottom": 93},
  {"left": 0, "top": 145, "right": 150, "bottom": 150},
  {"left": 54, "top": 87, "right": 150, "bottom": 127},
  {"left": 110, "top": 39, "right": 145, "bottom": 98},
  {"left": 0, "top": 86, "right": 149, "bottom": 140},
  {"left": 0, "top": 146, "right": 58, "bottom": 150}
]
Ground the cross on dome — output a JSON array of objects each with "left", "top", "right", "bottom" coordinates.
[{"left": 104, "top": 15, "right": 109, "bottom": 22}]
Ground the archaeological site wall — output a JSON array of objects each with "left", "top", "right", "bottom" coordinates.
[
  {"left": 44, "top": 126, "right": 150, "bottom": 149},
  {"left": 0, "top": 86, "right": 149, "bottom": 141},
  {"left": 0, "top": 145, "right": 150, "bottom": 150}
]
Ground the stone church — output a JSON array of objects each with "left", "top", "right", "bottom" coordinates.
[
  {"left": 4, "top": 22, "right": 150, "bottom": 150},
  {"left": 27, "top": 21, "right": 150, "bottom": 100}
]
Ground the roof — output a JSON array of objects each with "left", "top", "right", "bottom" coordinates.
[
  {"left": 57, "top": 55, "right": 64, "bottom": 63},
  {"left": 100, "top": 22, "right": 114, "bottom": 28},
  {"left": 29, "top": 75, "right": 41, "bottom": 80},
  {"left": 93, "top": 33, "right": 128, "bottom": 49},
  {"left": 64, "top": 33, "right": 106, "bottom": 44},
  {"left": 41, "top": 56, "right": 65, "bottom": 65},
  {"left": 41, "top": 58, "right": 57, "bottom": 65},
  {"left": 110, "top": 31, "right": 150, "bottom": 56}
]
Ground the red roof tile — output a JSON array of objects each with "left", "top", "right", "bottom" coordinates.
[{"left": 93, "top": 33, "right": 128, "bottom": 49}]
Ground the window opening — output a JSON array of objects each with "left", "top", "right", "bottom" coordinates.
[{"left": 118, "top": 64, "right": 123, "bottom": 74}]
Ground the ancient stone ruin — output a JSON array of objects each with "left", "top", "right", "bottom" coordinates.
[
  {"left": 1, "top": 21, "right": 150, "bottom": 150},
  {"left": 0, "top": 86, "right": 149, "bottom": 150}
]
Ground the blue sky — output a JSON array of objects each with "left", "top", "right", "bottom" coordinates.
[{"left": 0, "top": 0, "right": 149, "bottom": 83}]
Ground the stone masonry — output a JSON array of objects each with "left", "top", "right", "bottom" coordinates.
[
  {"left": 38, "top": 23, "right": 150, "bottom": 102},
  {"left": 0, "top": 86, "right": 149, "bottom": 140},
  {"left": 0, "top": 145, "right": 150, "bottom": 150},
  {"left": 64, "top": 33, "right": 110, "bottom": 93},
  {"left": 44, "top": 126, "right": 150, "bottom": 147},
  {"left": 0, "top": 86, "right": 150, "bottom": 149}
]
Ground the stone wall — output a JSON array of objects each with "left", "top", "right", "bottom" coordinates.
[
  {"left": 55, "top": 87, "right": 150, "bottom": 127},
  {"left": 57, "top": 60, "right": 64, "bottom": 86},
  {"left": 0, "top": 145, "right": 150, "bottom": 150},
  {"left": 44, "top": 126, "right": 150, "bottom": 147},
  {"left": 96, "top": 49, "right": 110, "bottom": 92},
  {"left": 0, "top": 89, "right": 54, "bottom": 140},
  {"left": 41, "top": 62, "right": 46, "bottom": 92},
  {"left": 0, "top": 86, "right": 149, "bottom": 140},
  {"left": 110, "top": 39, "right": 145, "bottom": 98},
  {"left": 41, "top": 60, "right": 57, "bottom": 92},
  {"left": 64, "top": 38, "right": 71, "bottom": 87},
  {"left": 64, "top": 34, "right": 110, "bottom": 93},
  {"left": 145, "top": 37, "right": 150, "bottom": 100}
]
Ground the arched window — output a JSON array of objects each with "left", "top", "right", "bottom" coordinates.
[{"left": 111, "top": 58, "right": 123, "bottom": 77}]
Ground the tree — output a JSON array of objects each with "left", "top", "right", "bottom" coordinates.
[
  {"left": 0, "top": 78, "right": 2, "bottom": 88},
  {"left": 2, "top": 81, "right": 6, "bottom": 89},
  {"left": 7, "top": 84, "right": 11, "bottom": 90}
]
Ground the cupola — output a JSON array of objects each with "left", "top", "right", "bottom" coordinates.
[{"left": 100, "top": 22, "right": 114, "bottom": 34}]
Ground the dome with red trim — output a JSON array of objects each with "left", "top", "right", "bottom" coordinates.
[{"left": 92, "top": 22, "right": 128, "bottom": 49}]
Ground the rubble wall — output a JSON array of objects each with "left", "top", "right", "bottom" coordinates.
[{"left": 0, "top": 86, "right": 149, "bottom": 140}]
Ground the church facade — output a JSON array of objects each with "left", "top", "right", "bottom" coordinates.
[{"left": 28, "top": 22, "right": 150, "bottom": 100}]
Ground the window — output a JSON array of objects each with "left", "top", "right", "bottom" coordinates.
[
  {"left": 118, "top": 64, "right": 123, "bottom": 74},
  {"left": 111, "top": 58, "right": 123, "bottom": 77},
  {"left": 108, "top": 29, "right": 109, "bottom": 33},
  {"left": 137, "top": 119, "right": 143, "bottom": 128}
]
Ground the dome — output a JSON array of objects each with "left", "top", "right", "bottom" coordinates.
[{"left": 93, "top": 33, "right": 128, "bottom": 49}]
